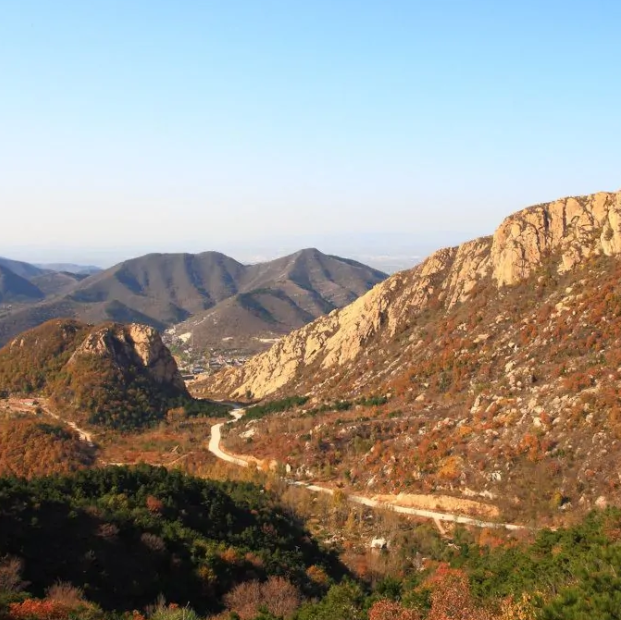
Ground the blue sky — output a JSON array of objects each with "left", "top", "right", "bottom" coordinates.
[{"left": 1, "top": 1, "right": 620, "bottom": 265}]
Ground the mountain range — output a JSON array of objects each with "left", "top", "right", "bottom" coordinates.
[
  {"left": 0, "top": 249, "right": 386, "bottom": 354},
  {"left": 4, "top": 188, "right": 621, "bottom": 620}
]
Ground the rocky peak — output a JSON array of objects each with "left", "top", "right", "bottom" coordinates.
[
  {"left": 72, "top": 322, "right": 187, "bottom": 393},
  {"left": 491, "top": 190, "right": 621, "bottom": 286}
]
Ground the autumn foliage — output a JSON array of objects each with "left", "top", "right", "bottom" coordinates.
[
  {"left": 0, "top": 419, "right": 94, "bottom": 478},
  {"left": 224, "top": 576, "right": 301, "bottom": 619}
]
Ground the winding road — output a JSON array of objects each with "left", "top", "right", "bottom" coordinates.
[
  {"left": 16, "top": 396, "right": 525, "bottom": 532},
  {"left": 208, "top": 409, "right": 526, "bottom": 532},
  {"left": 208, "top": 409, "right": 249, "bottom": 467},
  {"left": 4, "top": 398, "right": 95, "bottom": 444}
]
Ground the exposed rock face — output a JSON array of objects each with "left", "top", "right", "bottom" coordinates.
[
  {"left": 72, "top": 323, "right": 187, "bottom": 393},
  {"left": 491, "top": 191, "right": 621, "bottom": 286},
  {"left": 199, "top": 189, "right": 621, "bottom": 400},
  {"left": 0, "top": 318, "right": 191, "bottom": 430}
]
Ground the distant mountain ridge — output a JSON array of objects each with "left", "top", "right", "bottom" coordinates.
[
  {"left": 0, "top": 265, "right": 44, "bottom": 303},
  {"left": 0, "top": 249, "right": 387, "bottom": 352},
  {"left": 0, "top": 257, "right": 48, "bottom": 280},
  {"left": 35, "top": 262, "right": 102, "bottom": 275},
  {"left": 169, "top": 248, "right": 388, "bottom": 353}
]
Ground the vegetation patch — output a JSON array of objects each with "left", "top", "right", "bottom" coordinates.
[
  {"left": 0, "top": 466, "right": 342, "bottom": 616},
  {"left": 0, "top": 418, "right": 95, "bottom": 478},
  {"left": 244, "top": 396, "right": 310, "bottom": 422}
]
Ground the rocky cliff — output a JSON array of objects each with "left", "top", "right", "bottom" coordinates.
[
  {"left": 71, "top": 323, "right": 187, "bottom": 393},
  {"left": 198, "top": 189, "right": 621, "bottom": 400},
  {"left": 491, "top": 190, "right": 621, "bottom": 285}
]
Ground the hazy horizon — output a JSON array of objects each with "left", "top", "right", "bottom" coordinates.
[
  {"left": 1, "top": 229, "right": 456, "bottom": 273},
  {"left": 2, "top": 2, "right": 620, "bottom": 262}
]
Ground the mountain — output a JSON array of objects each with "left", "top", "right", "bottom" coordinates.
[
  {"left": 35, "top": 262, "right": 102, "bottom": 275},
  {"left": 0, "top": 249, "right": 387, "bottom": 354},
  {"left": 169, "top": 248, "right": 389, "bottom": 353},
  {"left": 0, "top": 319, "right": 210, "bottom": 430},
  {"left": 68, "top": 251, "right": 247, "bottom": 324},
  {"left": 0, "top": 257, "right": 47, "bottom": 280},
  {"left": 29, "top": 270, "right": 88, "bottom": 297},
  {"left": 195, "top": 188, "right": 621, "bottom": 519},
  {"left": 0, "top": 259, "right": 98, "bottom": 297},
  {"left": 0, "top": 265, "right": 44, "bottom": 304}
]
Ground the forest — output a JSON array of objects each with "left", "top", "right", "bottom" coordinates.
[
  {"left": 3, "top": 465, "right": 621, "bottom": 619},
  {"left": 0, "top": 466, "right": 342, "bottom": 619},
  {"left": 0, "top": 418, "right": 95, "bottom": 478}
]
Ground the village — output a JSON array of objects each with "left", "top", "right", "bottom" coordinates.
[{"left": 163, "top": 327, "right": 250, "bottom": 381}]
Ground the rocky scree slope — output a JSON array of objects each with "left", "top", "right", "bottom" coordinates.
[
  {"left": 197, "top": 189, "right": 621, "bottom": 519},
  {"left": 0, "top": 319, "right": 190, "bottom": 430}
]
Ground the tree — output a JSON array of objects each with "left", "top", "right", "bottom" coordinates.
[
  {"left": 224, "top": 577, "right": 301, "bottom": 620},
  {"left": 0, "top": 555, "right": 26, "bottom": 593},
  {"left": 296, "top": 580, "right": 366, "bottom": 620},
  {"left": 369, "top": 600, "right": 421, "bottom": 620},
  {"left": 426, "top": 565, "right": 494, "bottom": 620}
]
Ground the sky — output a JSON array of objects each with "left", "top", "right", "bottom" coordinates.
[{"left": 1, "top": 0, "right": 620, "bottom": 266}]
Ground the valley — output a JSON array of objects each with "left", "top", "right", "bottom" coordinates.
[
  {"left": 4, "top": 190, "right": 621, "bottom": 618},
  {"left": 208, "top": 407, "right": 525, "bottom": 532},
  {"left": 193, "top": 189, "right": 621, "bottom": 526},
  {"left": 5, "top": 0, "right": 621, "bottom": 614}
]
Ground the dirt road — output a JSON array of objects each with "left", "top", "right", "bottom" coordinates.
[
  {"left": 3, "top": 397, "right": 94, "bottom": 444},
  {"left": 208, "top": 409, "right": 249, "bottom": 467},
  {"left": 208, "top": 410, "right": 526, "bottom": 531}
]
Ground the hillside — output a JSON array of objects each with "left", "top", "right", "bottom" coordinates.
[
  {"left": 29, "top": 270, "right": 87, "bottom": 297},
  {"left": 0, "top": 417, "right": 95, "bottom": 478},
  {"left": 0, "top": 249, "right": 386, "bottom": 354},
  {"left": 0, "top": 257, "right": 47, "bottom": 280},
  {"left": 5, "top": 468, "right": 621, "bottom": 620},
  {"left": 0, "top": 466, "right": 341, "bottom": 616},
  {"left": 196, "top": 189, "right": 621, "bottom": 520},
  {"left": 68, "top": 251, "right": 246, "bottom": 323},
  {"left": 170, "top": 248, "right": 388, "bottom": 355},
  {"left": 0, "top": 319, "right": 223, "bottom": 430},
  {"left": 0, "top": 266, "right": 44, "bottom": 304}
]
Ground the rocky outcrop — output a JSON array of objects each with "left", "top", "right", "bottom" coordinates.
[
  {"left": 491, "top": 191, "right": 621, "bottom": 286},
  {"left": 199, "top": 189, "right": 621, "bottom": 400},
  {"left": 0, "top": 318, "right": 191, "bottom": 430},
  {"left": 71, "top": 323, "right": 187, "bottom": 393}
]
